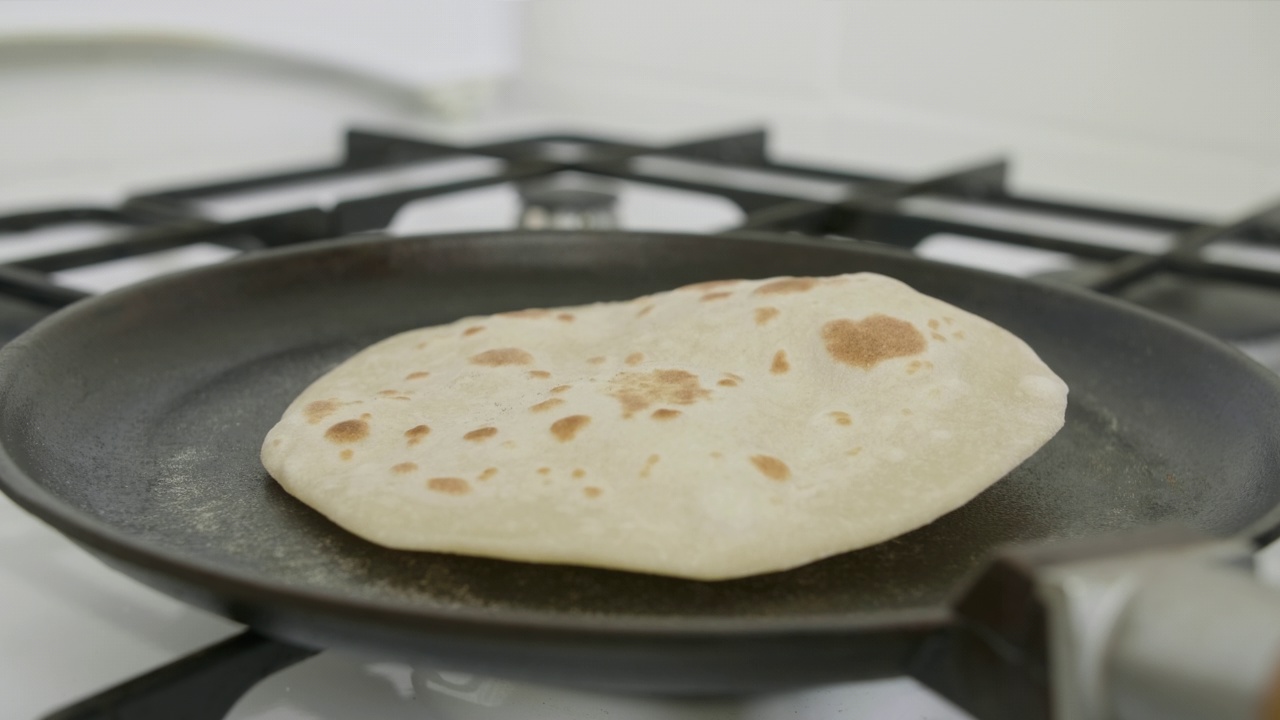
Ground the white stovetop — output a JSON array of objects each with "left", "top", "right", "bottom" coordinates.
[{"left": 3, "top": 35, "right": 1279, "bottom": 720}]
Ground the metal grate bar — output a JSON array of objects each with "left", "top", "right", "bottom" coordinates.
[
  {"left": 0, "top": 265, "right": 87, "bottom": 308},
  {"left": 877, "top": 158, "right": 1010, "bottom": 202},
  {"left": 10, "top": 220, "right": 251, "bottom": 273},
  {"left": 0, "top": 207, "right": 138, "bottom": 232},
  {"left": 2, "top": 126, "right": 1280, "bottom": 317},
  {"left": 661, "top": 128, "right": 769, "bottom": 166}
]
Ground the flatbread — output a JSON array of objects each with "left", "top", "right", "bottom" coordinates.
[{"left": 261, "top": 273, "right": 1067, "bottom": 580}]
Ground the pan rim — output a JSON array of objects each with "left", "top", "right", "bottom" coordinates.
[{"left": 1, "top": 229, "right": 1278, "bottom": 641}]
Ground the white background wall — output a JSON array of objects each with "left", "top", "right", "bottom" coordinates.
[
  {"left": 2, "top": 1, "right": 1277, "bottom": 220},
  {"left": 520, "top": 1, "right": 1280, "bottom": 219},
  {"left": 0, "top": 1, "right": 524, "bottom": 209},
  {"left": 0, "top": 0, "right": 520, "bottom": 87}
]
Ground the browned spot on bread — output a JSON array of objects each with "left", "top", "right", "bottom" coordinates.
[
  {"left": 701, "top": 291, "right": 732, "bottom": 302},
  {"left": 822, "top": 314, "right": 926, "bottom": 370},
  {"left": 325, "top": 419, "right": 369, "bottom": 444},
  {"left": 501, "top": 309, "right": 550, "bottom": 319},
  {"left": 625, "top": 352, "right": 645, "bottom": 366},
  {"left": 651, "top": 408, "right": 682, "bottom": 420},
  {"left": 750, "top": 454, "right": 791, "bottom": 481},
  {"left": 681, "top": 279, "right": 740, "bottom": 292},
  {"left": 830, "top": 411, "right": 852, "bottom": 426},
  {"left": 415, "top": 341, "right": 428, "bottom": 349},
  {"left": 557, "top": 313, "right": 575, "bottom": 322},
  {"left": 953, "top": 330, "right": 965, "bottom": 340},
  {"left": 928, "top": 319, "right": 940, "bottom": 330},
  {"left": 405, "top": 424, "right": 430, "bottom": 445},
  {"left": 377, "top": 389, "right": 400, "bottom": 396},
  {"left": 847, "top": 447, "right": 863, "bottom": 456},
  {"left": 755, "top": 306, "right": 780, "bottom": 325},
  {"left": 530, "top": 398, "right": 565, "bottom": 413},
  {"left": 428, "top": 477, "right": 471, "bottom": 495},
  {"left": 550, "top": 385, "right": 571, "bottom": 394},
  {"left": 907, "top": 360, "right": 923, "bottom": 375},
  {"left": 340, "top": 449, "right": 354, "bottom": 460},
  {"left": 479, "top": 467, "right": 498, "bottom": 481},
  {"left": 537, "top": 466, "right": 551, "bottom": 475},
  {"left": 463, "top": 326, "right": 485, "bottom": 336},
  {"left": 391, "top": 396, "right": 411, "bottom": 401},
  {"left": 754, "top": 277, "right": 816, "bottom": 295},
  {"left": 405, "top": 371, "right": 430, "bottom": 380},
  {"left": 392, "top": 462, "right": 418, "bottom": 474},
  {"left": 636, "top": 304, "right": 655, "bottom": 318},
  {"left": 572, "top": 468, "right": 586, "bottom": 479},
  {"left": 272, "top": 438, "right": 281, "bottom": 447},
  {"left": 931, "top": 332, "right": 947, "bottom": 342},
  {"left": 925, "top": 361, "right": 934, "bottom": 369},
  {"left": 583, "top": 486, "right": 602, "bottom": 498},
  {"left": 464, "top": 426, "right": 498, "bottom": 442},
  {"left": 470, "top": 348, "right": 533, "bottom": 366},
  {"left": 771, "top": 350, "right": 790, "bottom": 374},
  {"left": 718, "top": 378, "right": 738, "bottom": 387},
  {"left": 551, "top": 415, "right": 591, "bottom": 442},
  {"left": 587, "top": 356, "right": 606, "bottom": 365},
  {"left": 528, "top": 370, "right": 552, "bottom": 379},
  {"left": 360, "top": 413, "right": 372, "bottom": 421},
  {"left": 607, "top": 369, "right": 712, "bottom": 417},
  {"left": 305, "top": 399, "right": 340, "bottom": 424},
  {"left": 640, "top": 453, "right": 660, "bottom": 478},
  {"left": 710, "top": 451, "right": 723, "bottom": 459}
]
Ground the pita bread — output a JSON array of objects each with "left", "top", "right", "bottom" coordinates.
[{"left": 261, "top": 273, "right": 1067, "bottom": 580}]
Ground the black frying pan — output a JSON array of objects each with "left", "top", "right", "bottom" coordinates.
[{"left": 2, "top": 231, "right": 1280, "bottom": 698}]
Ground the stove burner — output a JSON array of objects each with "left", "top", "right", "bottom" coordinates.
[{"left": 516, "top": 172, "right": 620, "bottom": 230}]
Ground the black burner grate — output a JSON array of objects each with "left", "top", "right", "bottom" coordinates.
[
  {"left": 4, "top": 128, "right": 1280, "bottom": 341},
  {"left": 5, "top": 127, "right": 1280, "bottom": 346}
]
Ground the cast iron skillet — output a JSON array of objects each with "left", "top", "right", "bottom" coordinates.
[{"left": 2, "top": 231, "right": 1280, "bottom": 695}]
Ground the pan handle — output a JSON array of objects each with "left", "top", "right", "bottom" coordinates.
[
  {"left": 914, "top": 528, "right": 1280, "bottom": 720},
  {"left": 41, "top": 630, "right": 317, "bottom": 720},
  {"left": 1038, "top": 534, "right": 1280, "bottom": 720}
]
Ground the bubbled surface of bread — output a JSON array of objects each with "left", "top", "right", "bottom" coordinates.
[{"left": 261, "top": 273, "right": 1068, "bottom": 580}]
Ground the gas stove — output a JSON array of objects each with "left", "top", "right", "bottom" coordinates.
[{"left": 4, "top": 125, "right": 1280, "bottom": 720}]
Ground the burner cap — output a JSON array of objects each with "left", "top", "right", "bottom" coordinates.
[{"left": 516, "top": 173, "right": 620, "bottom": 230}]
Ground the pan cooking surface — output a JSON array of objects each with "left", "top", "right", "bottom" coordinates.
[
  {"left": 3, "top": 231, "right": 1280, "bottom": 628},
  {"left": 135, "top": 367, "right": 1185, "bottom": 618}
]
